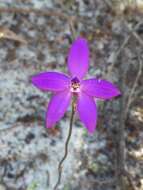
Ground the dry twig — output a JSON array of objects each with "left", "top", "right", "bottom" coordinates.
[
  {"left": 124, "top": 54, "right": 143, "bottom": 119},
  {"left": 106, "top": 20, "right": 143, "bottom": 78},
  {"left": 0, "top": 27, "right": 27, "bottom": 43},
  {"left": 0, "top": 7, "right": 68, "bottom": 19},
  {"left": 124, "top": 20, "right": 143, "bottom": 46}
]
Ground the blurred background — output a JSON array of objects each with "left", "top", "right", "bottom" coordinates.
[{"left": 0, "top": 0, "right": 143, "bottom": 190}]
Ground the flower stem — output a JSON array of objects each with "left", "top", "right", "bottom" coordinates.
[{"left": 53, "top": 101, "right": 76, "bottom": 190}]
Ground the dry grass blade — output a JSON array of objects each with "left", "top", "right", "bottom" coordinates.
[{"left": 0, "top": 27, "right": 27, "bottom": 44}]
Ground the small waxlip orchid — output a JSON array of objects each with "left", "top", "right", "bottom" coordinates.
[{"left": 31, "top": 37, "right": 121, "bottom": 133}]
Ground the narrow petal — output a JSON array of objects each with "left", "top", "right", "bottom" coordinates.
[
  {"left": 77, "top": 92, "right": 97, "bottom": 133},
  {"left": 81, "top": 78, "right": 121, "bottom": 100},
  {"left": 67, "top": 37, "right": 89, "bottom": 79},
  {"left": 46, "top": 90, "right": 71, "bottom": 128},
  {"left": 31, "top": 72, "right": 70, "bottom": 92}
]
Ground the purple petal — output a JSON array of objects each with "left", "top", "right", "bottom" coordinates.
[
  {"left": 77, "top": 92, "right": 97, "bottom": 133},
  {"left": 81, "top": 78, "right": 121, "bottom": 100},
  {"left": 46, "top": 90, "right": 71, "bottom": 128},
  {"left": 67, "top": 37, "right": 89, "bottom": 79},
  {"left": 31, "top": 72, "right": 70, "bottom": 92}
]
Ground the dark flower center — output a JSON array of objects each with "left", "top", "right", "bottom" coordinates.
[{"left": 71, "top": 77, "right": 80, "bottom": 93}]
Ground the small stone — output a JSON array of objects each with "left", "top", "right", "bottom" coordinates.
[
  {"left": 97, "top": 154, "right": 108, "bottom": 164},
  {"left": 0, "top": 184, "right": 6, "bottom": 190},
  {"left": 25, "top": 132, "right": 35, "bottom": 144}
]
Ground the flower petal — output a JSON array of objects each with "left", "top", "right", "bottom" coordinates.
[
  {"left": 81, "top": 78, "right": 121, "bottom": 100},
  {"left": 67, "top": 37, "right": 89, "bottom": 79},
  {"left": 46, "top": 90, "right": 71, "bottom": 128},
  {"left": 31, "top": 72, "right": 70, "bottom": 92},
  {"left": 77, "top": 92, "right": 97, "bottom": 133}
]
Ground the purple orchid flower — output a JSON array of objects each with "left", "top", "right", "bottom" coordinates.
[{"left": 31, "top": 37, "right": 121, "bottom": 133}]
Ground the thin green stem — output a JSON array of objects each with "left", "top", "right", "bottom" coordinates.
[{"left": 53, "top": 102, "right": 75, "bottom": 190}]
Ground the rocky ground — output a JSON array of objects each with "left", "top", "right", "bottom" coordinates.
[{"left": 0, "top": 0, "right": 143, "bottom": 190}]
